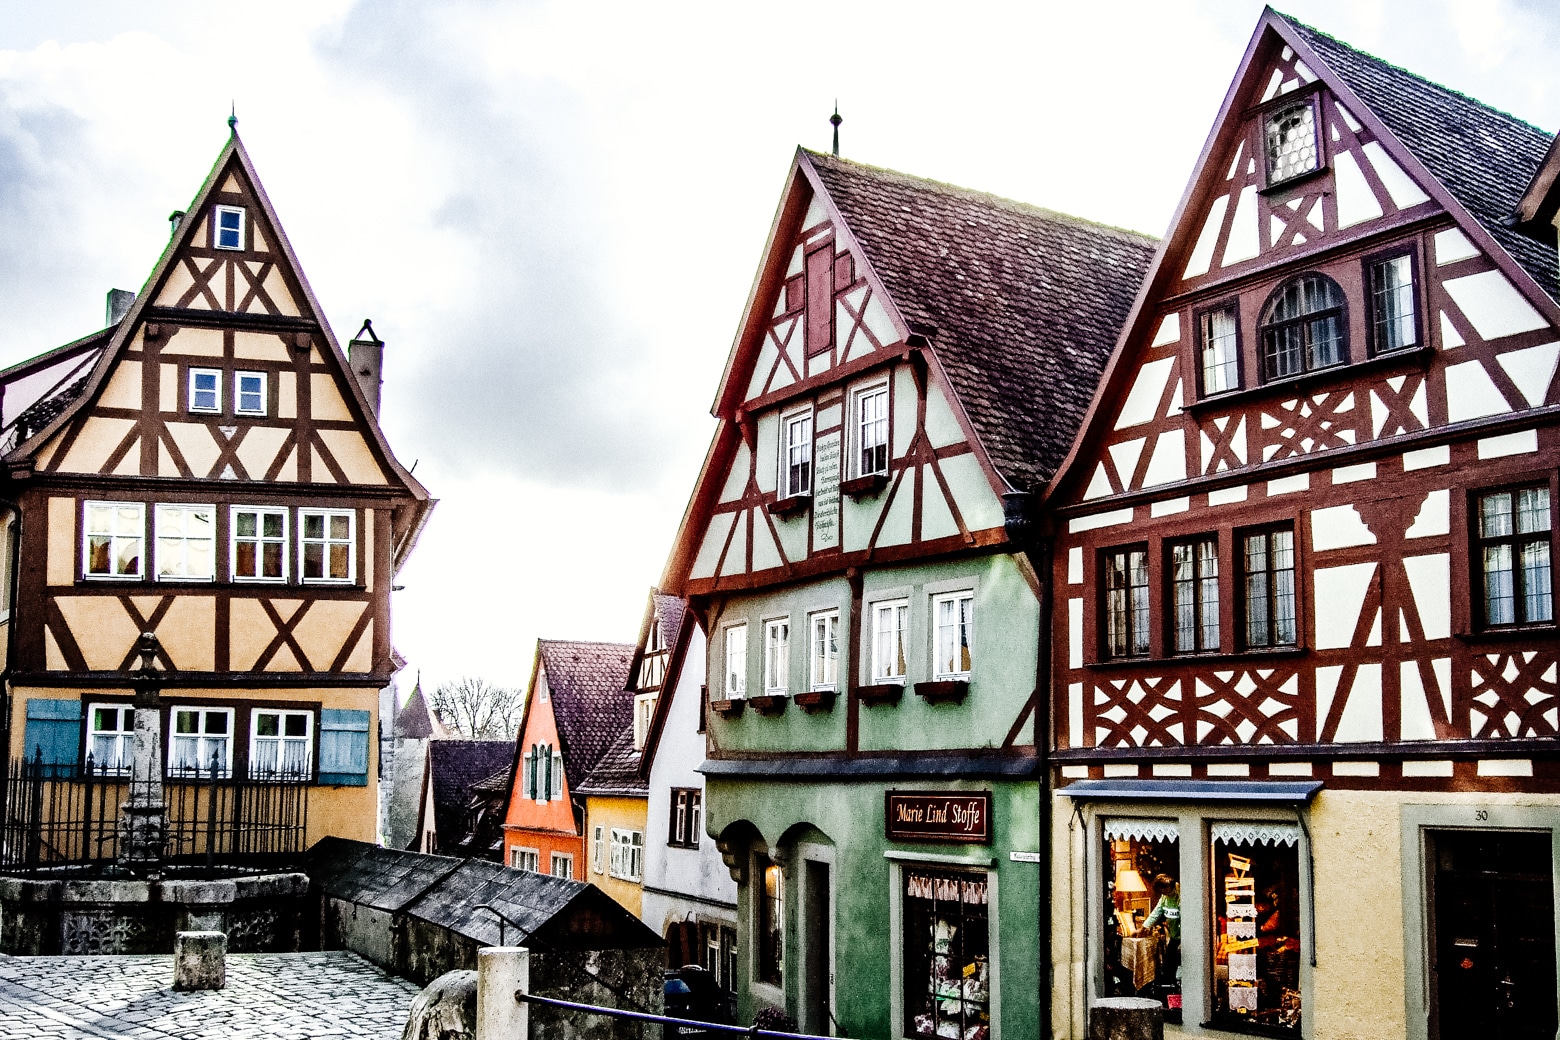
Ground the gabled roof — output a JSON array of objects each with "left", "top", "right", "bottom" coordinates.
[
  {"left": 576, "top": 725, "right": 646, "bottom": 797},
  {"left": 425, "top": 739, "right": 515, "bottom": 845},
  {"left": 524, "top": 639, "right": 635, "bottom": 790},
  {"left": 1279, "top": 12, "right": 1558, "bottom": 302},
  {"left": 632, "top": 589, "right": 700, "bottom": 780},
  {"left": 803, "top": 151, "right": 1158, "bottom": 490}
]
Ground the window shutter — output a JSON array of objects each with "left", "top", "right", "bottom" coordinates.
[
  {"left": 524, "top": 747, "right": 535, "bottom": 799},
  {"left": 318, "top": 709, "right": 370, "bottom": 785},
  {"left": 24, "top": 698, "right": 83, "bottom": 776},
  {"left": 669, "top": 789, "right": 680, "bottom": 845},
  {"left": 541, "top": 746, "right": 552, "bottom": 801},
  {"left": 551, "top": 754, "right": 563, "bottom": 800}
]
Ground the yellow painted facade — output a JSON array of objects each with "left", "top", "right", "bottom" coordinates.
[{"left": 584, "top": 793, "right": 648, "bottom": 917}]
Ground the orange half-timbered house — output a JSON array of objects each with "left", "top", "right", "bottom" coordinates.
[
  {"left": 1045, "top": 11, "right": 1560, "bottom": 1039},
  {"left": 0, "top": 130, "right": 431, "bottom": 849}
]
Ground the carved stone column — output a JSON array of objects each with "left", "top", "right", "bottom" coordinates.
[{"left": 119, "top": 632, "right": 168, "bottom": 870}]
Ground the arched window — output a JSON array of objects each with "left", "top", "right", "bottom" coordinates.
[{"left": 1259, "top": 274, "right": 1347, "bottom": 381}]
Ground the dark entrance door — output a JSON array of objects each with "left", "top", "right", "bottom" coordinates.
[
  {"left": 1431, "top": 829, "right": 1556, "bottom": 1040},
  {"left": 803, "top": 860, "right": 832, "bottom": 1036}
]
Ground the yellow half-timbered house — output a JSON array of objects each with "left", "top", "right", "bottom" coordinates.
[{"left": 0, "top": 130, "right": 432, "bottom": 847}]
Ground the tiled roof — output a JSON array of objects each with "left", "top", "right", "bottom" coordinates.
[
  {"left": 537, "top": 639, "right": 636, "bottom": 789},
  {"left": 394, "top": 682, "right": 437, "bottom": 739},
  {"left": 577, "top": 724, "right": 646, "bottom": 796},
  {"left": 426, "top": 739, "right": 514, "bottom": 845},
  {"left": 1282, "top": 13, "right": 1559, "bottom": 302},
  {"left": 652, "top": 593, "right": 687, "bottom": 648},
  {"left": 806, "top": 151, "right": 1159, "bottom": 490}
]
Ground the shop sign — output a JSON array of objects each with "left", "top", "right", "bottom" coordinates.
[{"left": 885, "top": 791, "right": 993, "bottom": 845}]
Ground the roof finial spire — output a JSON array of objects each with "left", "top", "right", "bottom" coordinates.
[
  {"left": 228, "top": 102, "right": 237, "bottom": 133},
  {"left": 830, "top": 102, "right": 843, "bottom": 158}
]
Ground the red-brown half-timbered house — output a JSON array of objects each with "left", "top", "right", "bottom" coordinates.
[
  {"left": 1044, "top": 11, "right": 1560, "bottom": 1039},
  {"left": 0, "top": 130, "right": 431, "bottom": 856},
  {"left": 500, "top": 639, "right": 633, "bottom": 879}
]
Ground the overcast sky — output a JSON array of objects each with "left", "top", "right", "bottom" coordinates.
[{"left": 1, "top": 1, "right": 1557, "bottom": 696}]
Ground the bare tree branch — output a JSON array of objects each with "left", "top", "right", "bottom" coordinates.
[{"left": 429, "top": 676, "right": 524, "bottom": 739}]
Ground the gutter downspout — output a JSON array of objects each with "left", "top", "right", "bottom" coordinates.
[
  {"left": 0, "top": 497, "right": 22, "bottom": 817},
  {"left": 1006, "top": 492, "right": 1052, "bottom": 1040}
]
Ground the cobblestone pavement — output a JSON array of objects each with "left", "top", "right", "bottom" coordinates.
[{"left": 0, "top": 951, "right": 421, "bottom": 1039}]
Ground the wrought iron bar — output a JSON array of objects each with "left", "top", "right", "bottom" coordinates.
[{"left": 512, "top": 991, "right": 841, "bottom": 1040}]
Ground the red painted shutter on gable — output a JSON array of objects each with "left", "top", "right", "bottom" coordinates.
[{"left": 806, "top": 244, "right": 835, "bottom": 357}]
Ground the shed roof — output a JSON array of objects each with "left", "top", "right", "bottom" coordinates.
[{"left": 576, "top": 725, "right": 646, "bottom": 797}]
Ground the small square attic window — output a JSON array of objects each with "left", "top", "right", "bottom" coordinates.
[
  {"left": 1264, "top": 101, "right": 1318, "bottom": 185},
  {"left": 214, "top": 206, "right": 245, "bottom": 250}
]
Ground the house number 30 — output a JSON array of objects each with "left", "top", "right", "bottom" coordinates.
[{"left": 1475, "top": 810, "right": 1489, "bottom": 821}]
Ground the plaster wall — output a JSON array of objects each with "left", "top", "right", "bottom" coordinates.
[{"left": 584, "top": 794, "right": 647, "bottom": 915}]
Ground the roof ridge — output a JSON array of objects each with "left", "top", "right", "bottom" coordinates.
[
  {"left": 538, "top": 638, "right": 635, "bottom": 649},
  {"left": 801, "top": 148, "right": 1159, "bottom": 244},
  {"left": 1275, "top": 9, "right": 1551, "bottom": 137}
]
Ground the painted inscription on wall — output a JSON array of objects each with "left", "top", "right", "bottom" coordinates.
[
  {"left": 885, "top": 791, "right": 993, "bottom": 845},
  {"left": 812, "top": 431, "right": 841, "bottom": 550}
]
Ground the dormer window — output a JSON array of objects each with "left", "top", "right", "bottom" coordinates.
[
  {"left": 1264, "top": 101, "right": 1318, "bottom": 186},
  {"left": 214, "top": 206, "right": 245, "bottom": 250},
  {"left": 189, "top": 368, "right": 221, "bottom": 413}
]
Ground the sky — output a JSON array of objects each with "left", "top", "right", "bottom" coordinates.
[{"left": 1, "top": 0, "right": 1557, "bottom": 696}]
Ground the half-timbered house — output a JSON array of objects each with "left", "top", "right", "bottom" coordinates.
[
  {"left": 500, "top": 639, "right": 633, "bottom": 878},
  {"left": 662, "top": 149, "right": 1156, "bottom": 1038},
  {"left": 0, "top": 130, "right": 431, "bottom": 855},
  {"left": 1045, "top": 11, "right": 1560, "bottom": 1039}
]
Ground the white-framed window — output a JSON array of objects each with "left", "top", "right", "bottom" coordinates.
[
  {"left": 609, "top": 828, "right": 644, "bottom": 881},
  {"left": 551, "top": 852, "right": 574, "bottom": 879},
  {"left": 633, "top": 692, "right": 656, "bottom": 751},
  {"left": 724, "top": 623, "right": 748, "bottom": 698},
  {"left": 764, "top": 617, "right": 790, "bottom": 694},
  {"left": 809, "top": 611, "right": 838, "bottom": 691},
  {"left": 155, "top": 503, "right": 215, "bottom": 582},
  {"left": 188, "top": 368, "right": 221, "bottom": 413},
  {"left": 871, "top": 599, "right": 909, "bottom": 683},
  {"left": 214, "top": 205, "right": 246, "bottom": 250},
  {"left": 84, "top": 501, "right": 145, "bottom": 579},
  {"left": 250, "top": 709, "right": 312, "bottom": 778},
  {"left": 781, "top": 410, "right": 813, "bottom": 498},
  {"left": 231, "top": 506, "right": 288, "bottom": 582},
  {"left": 300, "top": 509, "right": 354, "bottom": 583},
  {"left": 932, "top": 591, "right": 974, "bottom": 680},
  {"left": 87, "top": 703, "right": 134, "bottom": 775},
  {"left": 168, "top": 706, "right": 234, "bottom": 777},
  {"left": 853, "top": 383, "right": 890, "bottom": 477},
  {"left": 593, "top": 825, "right": 605, "bottom": 873},
  {"left": 235, "top": 371, "right": 267, "bottom": 415},
  {"left": 510, "top": 846, "right": 540, "bottom": 873}
]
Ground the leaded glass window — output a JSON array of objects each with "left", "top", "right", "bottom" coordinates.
[
  {"left": 1265, "top": 102, "right": 1318, "bottom": 184},
  {"left": 1260, "top": 274, "right": 1346, "bottom": 381},
  {"left": 1103, "top": 547, "right": 1150, "bottom": 658},
  {"left": 1478, "top": 487, "right": 1553, "bottom": 627}
]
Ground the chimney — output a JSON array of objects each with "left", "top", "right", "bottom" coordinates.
[
  {"left": 349, "top": 320, "right": 384, "bottom": 415},
  {"left": 168, "top": 210, "right": 186, "bottom": 237},
  {"left": 106, "top": 289, "right": 136, "bottom": 327}
]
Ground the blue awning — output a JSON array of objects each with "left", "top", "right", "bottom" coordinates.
[{"left": 1056, "top": 779, "right": 1323, "bottom": 803}]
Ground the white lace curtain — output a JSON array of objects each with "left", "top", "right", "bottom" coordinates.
[
  {"left": 1103, "top": 818, "right": 1179, "bottom": 843},
  {"left": 1210, "top": 822, "right": 1300, "bottom": 846}
]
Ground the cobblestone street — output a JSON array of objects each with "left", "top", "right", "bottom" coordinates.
[{"left": 0, "top": 951, "right": 420, "bottom": 1039}]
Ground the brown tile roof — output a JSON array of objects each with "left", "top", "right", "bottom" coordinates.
[
  {"left": 805, "top": 151, "right": 1159, "bottom": 490},
  {"left": 652, "top": 593, "right": 687, "bottom": 649},
  {"left": 576, "top": 724, "right": 646, "bottom": 797},
  {"left": 537, "top": 639, "right": 636, "bottom": 790},
  {"left": 1281, "top": 13, "right": 1558, "bottom": 302},
  {"left": 426, "top": 739, "right": 514, "bottom": 848}
]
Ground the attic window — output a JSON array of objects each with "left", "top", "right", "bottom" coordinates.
[
  {"left": 1264, "top": 101, "right": 1318, "bottom": 186},
  {"left": 214, "top": 206, "right": 245, "bottom": 250}
]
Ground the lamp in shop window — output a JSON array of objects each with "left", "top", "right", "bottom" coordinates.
[{"left": 1114, "top": 863, "right": 1149, "bottom": 895}]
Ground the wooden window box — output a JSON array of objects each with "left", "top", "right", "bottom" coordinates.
[
  {"left": 767, "top": 495, "right": 811, "bottom": 518},
  {"left": 915, "top": 680, "right": 969, "bottom": 705},
  {"left": 709, "top": 698, "right": 745, "bottom": 719},
  {"left": 857, "top": 683, "right": 904, "bottom": 706},
  {"left": 748, "top": 694, "right": 788, "bottom": 716},
  {"left": 841, "top": 473, "right": 889, "bottom": 498},
  {"left": 794, "top": 690, "right": 837, "bottom": 714}
]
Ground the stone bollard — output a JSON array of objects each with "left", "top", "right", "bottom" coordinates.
[
  {"left": 476, "top": 947, "right": 529, "bottom": 1040},
  {"left": 1089, "top": 996, "right": 1164, "bottom": 1040},
  {"left": 403, "top": 971, "right": 478, "bottom": 1040},
  {"left": 173, "top": 931, "right": 227, "bottom": 991}
]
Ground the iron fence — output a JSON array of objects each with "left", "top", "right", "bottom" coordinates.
[{"left": 0, "top": 750, "right": 309, "bottom": 875}]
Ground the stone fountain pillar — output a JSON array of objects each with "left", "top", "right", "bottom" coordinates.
[{"left": 119, "top": 632, "right": 168, "bottom": 870}]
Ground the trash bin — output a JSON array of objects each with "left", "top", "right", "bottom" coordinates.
[{"left": 664, "top": 965, "right": 728, "bottom": 1039}]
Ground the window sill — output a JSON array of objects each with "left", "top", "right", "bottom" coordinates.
[
  {"left": 842, "top": 473, "right": 889, "bottom": 499},
  {"left": 794, "top": 690, "right": 837, "bottom": 714},
  {"left": 767, "top": 495, "right": 810, "bottom": 518},
  {"left": 1458, "top": 624, "right": 1559, "bottom": 644},
  {"left": 1083, "top": 647, "right": 1307, "bottom": 668},
  {"left": 1256, "top": 164, "right": 1329, "bottom": 198},
  {"left": 709, "top": 698, "right": 745, "bottom": 719},
  {"left": 858, "top": 683, "right": 904, "bottom": 706},
  {"left": 748, "top": 694, "right": 788, "bottom": 717},
  {"left": 915, "top": 680, "right": 969, "bottom": 705},
  {"left": 1187, "top": 344, "right": 1433, "bottom": 414}
]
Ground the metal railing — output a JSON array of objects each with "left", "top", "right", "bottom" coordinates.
[
  {"left": 0, "top": 750, "right": 309, "bottom": 875},
  {"left": 514, "top": 990, "right": 845, "bottom": 1040}
]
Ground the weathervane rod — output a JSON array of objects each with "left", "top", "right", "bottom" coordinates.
[{"left": 830, "top": 102, "right": 842, "bottom": 157}]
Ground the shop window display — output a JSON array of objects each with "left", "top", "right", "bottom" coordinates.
[
  {"left": 1211, "top": 823, "right": 1303, "bottom": 1033},
  {"left": 904, "top": 870, "right": 990, "bottom": 1040},
  {"left": 757, "top": 855, "right": 784, "bottom": 986},
  {"left": 1103, "top": 820, "right": 1181, "bottom": 1021}
]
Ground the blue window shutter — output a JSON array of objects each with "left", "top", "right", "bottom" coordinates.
[
  {"left": 318, "top": 709, "right": 371, "bottom": 786},
  {"left": 24, "top": 699, "right": 84, "bottom": 777}
]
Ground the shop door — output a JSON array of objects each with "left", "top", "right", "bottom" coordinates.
[
  {"left": 1431, "top": 830, "right": 1557, "bottom": 1040},
  {"left": 803, "top": 861, "right": 832, "bottom": 1036}
]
